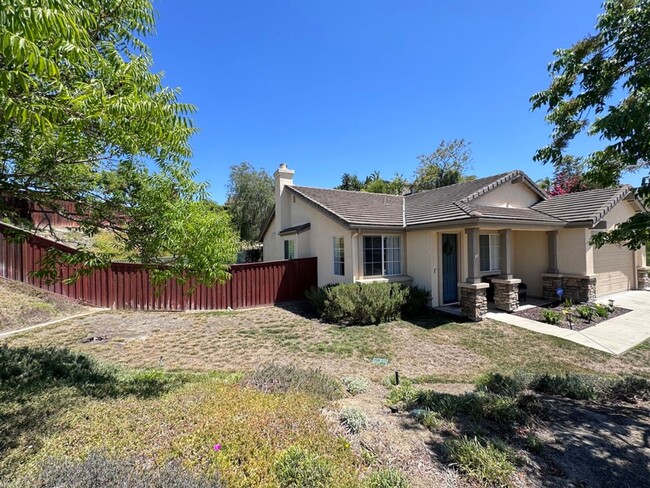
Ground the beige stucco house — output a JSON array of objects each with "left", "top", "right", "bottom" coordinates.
[{"left": 261, "top": 164, "right": 648, "bottom": 320}]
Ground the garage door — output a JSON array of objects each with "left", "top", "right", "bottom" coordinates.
[{"left": 594, "top": 244, "right": 635, "bottom": 297}]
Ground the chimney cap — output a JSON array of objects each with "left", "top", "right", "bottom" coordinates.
[{"left": 279, "top": 163, "right": 288, "bottom": 169}]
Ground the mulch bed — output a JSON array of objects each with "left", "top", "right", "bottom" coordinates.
[{"left": 513, "top": 304, "right": 632, "bottom": 331}]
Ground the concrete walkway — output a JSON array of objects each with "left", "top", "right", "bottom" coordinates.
[{"left": 486, "top": 290, "right": 650, "bottom": 355}]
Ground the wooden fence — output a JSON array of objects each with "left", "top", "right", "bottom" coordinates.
[{"left": 0, "top": 223, "right": 317, "bottom": 311}]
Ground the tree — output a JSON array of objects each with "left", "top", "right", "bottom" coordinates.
[
  {"left": 0, "top": 0, "right": 238, "bottom": 286},
  {"left": 547, "top": 156, "right": 597, "bottom": 195},
  {"left": 336, "top": 173, "right": 363, "bottom": 191},
  {"left": 531, "top": 0, "right": 650, "bottom": 249},
  {"left": 412, "top": 139, "right": 474, "bottom": 191},
  {"left": 225, "top": 162, "right": 274, "bottom": 242}
]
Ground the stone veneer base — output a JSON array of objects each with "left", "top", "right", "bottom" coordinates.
[{"left": 459, "top": 283, "right": 489, "bottom": 322}]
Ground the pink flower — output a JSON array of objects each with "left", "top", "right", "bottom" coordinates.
[{"left": 213, "top": 444, "right": 222, "bottom": 451}]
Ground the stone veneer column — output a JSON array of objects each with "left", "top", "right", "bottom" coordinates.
[
  {"left": 542, "top": 273, "right": 563, "bottom": 301},
  {"left": 459, "top": 282, "right": 489, "bottom": 321},
  {"left": 542, "top": 273, "right": 596, "bottom": 303},
  {"left": 491, "top": 278, "right": 521, "bottom": 312},
  {"left": 637, "top": 267, "right": 650, "bottom": 290}
]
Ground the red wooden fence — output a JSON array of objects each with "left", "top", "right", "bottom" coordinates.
[{"left": 0, "top": 223, "right": 317, "bottom": 311}]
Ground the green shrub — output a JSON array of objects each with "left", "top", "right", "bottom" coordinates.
[
  {"left": 244, "top": 363, "right": 343, "bottom": 401},
  {"left": 385, "top": 383, "right": 417, "bottom": 409},
  {"left": 575, "top": 305, "right": 594, "bottom": 320},
  {"left": 402, "top": 285, "right": 431, "bottom": 317},
  {"left": 541, "top": 308, "right": 562, "bottom": 325},
  {"left": 530, "top": 373, "right": 602, "bottom": 401},
  {"left": 273, "top": 446, "right": 333, "bottom": 488},
  {"left": 605, "top": 376, "right": 650, "bottom": 402},
  {"left": 445, "top": 436, "right": 515, "bottom": 487},
  {"left": 362, "top": 467, "right": 410, "bottom": 488},
  {"left": 307, "top": 282, "right": 430, "bottom": 325},
  {"left": 30, "top": 451, "right": 221, "bottom": 488},
  {"left": 339, "top": 406, "right": 369, "bottom": 434},
  {"left": 342, "top": 376, "right": 371, "bottom": 395},
  {"left": 476, "top": 372, "right": 526, "bottom": 397},
  {"left": 593, "top": 303, "right": 610, "bottom": 318}
]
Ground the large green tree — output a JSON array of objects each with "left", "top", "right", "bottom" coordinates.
[
  {"left": 412, "top": 139, "right": 475, "bottom": 191},
  {"left": 225, "top": 162, "right": 274, "bottom": 242},
  {"left": 531, "top": 0, "right": 650, "bottom": 249},
  {"left": 0, "top": 0, "right": 238, "bottom": 285}
]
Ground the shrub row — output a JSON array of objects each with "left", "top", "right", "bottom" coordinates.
[{"left": 306, "top": 282, "right": 430, "bottom": 325}]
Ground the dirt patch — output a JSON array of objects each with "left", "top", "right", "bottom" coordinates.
[
  {"left": 513, "top": 304, "right": 631, "bottom": 331},
  {"left": 0, "top": 278, "right": 92, "bottom": 333}
]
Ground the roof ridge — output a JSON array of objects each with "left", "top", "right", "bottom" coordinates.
[
  {"left": 590, "top": 186, "right": 632, "bottom": 224},
  {"left": 291, "top": 184, "right": 404, "bottom": 199},
  {"left": 404, "top": 171, "right": 514, "bottom": 199}
]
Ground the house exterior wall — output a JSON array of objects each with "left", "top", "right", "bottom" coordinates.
[
  {"left": 513, "top": 231, "right": 548, "bottom": 297},
  {"left": 557, "top": 228, "right": 590, "bottom": 275},
  {"left": 263, "top": 193, "right": 352, "bottom": 287},
  {"left": 405, "top": 230, "right": 437, "bottom": 306},
  {"left": 472, "top": 182, "right": 542, "bottom": 208}
]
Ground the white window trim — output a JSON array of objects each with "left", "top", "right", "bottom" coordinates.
[
  {"left": 333, "top": 236, "right": 345, "bottom": 276},
  {"left": 479, "top": 233, "right": 501, "bottom": 274},
  {"left": 362, "top": 234, "right": 403, "bottom": 277}
]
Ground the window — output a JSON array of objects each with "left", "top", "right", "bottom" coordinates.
[
  {"left": 363, "top": 235, "right": 402, "bottom": 276},
  {"left": 333, "top": 237, "right": 345, "bottom": 275},
  {"left": 284, "top": 239, "right": 295, "bottom": 260},
  {"left": 479, "top": 234, "right": 501, "bottom": 272}
]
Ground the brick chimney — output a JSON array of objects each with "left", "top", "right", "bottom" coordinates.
[{"left": 274, "top": 163, "right": 294, "bottom": 234}]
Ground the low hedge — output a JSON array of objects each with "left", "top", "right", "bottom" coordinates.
[{"left": 306, "top": 282, "right": 430, "bottom": 325}]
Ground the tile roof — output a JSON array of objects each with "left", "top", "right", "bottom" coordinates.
[
  {"left": 288, "top": 186, "right": 404, "bottom": 227},
  {"left": 278, "top": 222, "right": 311, "bottom": 235},
  {"left": 531, "top": 186, "right": 633, "bottom": 224},
  {"left": 279, "top": 171, "right": 635, "bottom": 231}
]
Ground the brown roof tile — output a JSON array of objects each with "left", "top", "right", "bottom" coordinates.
[{"left": 532, "top": 187, "right": 633, "bottom": 224}]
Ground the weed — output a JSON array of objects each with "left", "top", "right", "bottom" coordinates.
[
  {"left": 342, "top": 376, "right": 371, "bottom": 395},
  {"left": 526, "top": 434, "right": 544, "bottom": 454},
  {"left": 417, "top": 410, "right": 446, "bottom": 431},
  {"left": 541, "top": 308, "right": 562, "bottom": 325},
  {"left": 445, "top": 436, "right": 515, "bottom": 487},
  {"left": 340, "top": 406, "right": 369, "bottom": 434},
  {"left": 362, "top": 467, "right": 411, "bottom": 487},
  {"left": 530, "top": 373, "right": 602, "bottom": 401},
  {"left": 273, "top": 446, "right": 333, "bottom": 488},
  {"left": 244, "top": 363, "right": 343, "bottom": 401}
]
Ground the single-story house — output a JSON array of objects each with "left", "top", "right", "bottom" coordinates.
[{"left": 261, "top": 164, "right": 648, "bottom": 320}]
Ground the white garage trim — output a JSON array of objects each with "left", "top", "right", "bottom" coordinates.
[{"left": 594, "top": 244, "right": 635, "bottom": 297}]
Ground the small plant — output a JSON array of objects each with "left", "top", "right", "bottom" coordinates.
[
  {"left": 339, "top": 406, "right": 369, "bottom": 433},
  {"left": 530, "top": 373, "right": 602, "bottom": 401},
  {"left": 444, "top": 436, "right": 516, "bottom": 486},
  {"left": 476, "top": 372, "right": 526, "bottom": 397},
  {"left": 593, "top": 303, "right": 610, "bottom": 318},
  {"left": 417, "top": 410, "right": 446, "bottom": 431},
  {"left": 362, "top": 467, "right": 411, "bottom": 488},
  {"left": 273, "top": 446, "right": 333, "bottom": 488},
  {"left": 402, "top": 285, "right": 431, "bottom": 317},
  {"left": 575, "top": 304, "right": 594, "bottom": 321},
  {"left": 244, "top": 363, "right": 343, "bottom": 401},
  {"left": 605, "top": 376, "right": 650, "bottom": 402},
  {"left": 342, "top": 376, "right": 370, "bottom": 395},
  {"left": 562, "top": 298, "right": 573, "bottom": 308},
  {"left": 541, "top": 308, "right": 562, "bottom": 325},
  {"left": 386, "top": 383, "right": 417, "bottom": 409},
  {"left": 526, "top": 433, "right": 544, "bottom": 454}
]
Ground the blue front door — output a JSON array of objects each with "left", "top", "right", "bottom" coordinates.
[{"left": 442, "top": 234, "right": 458, "bottom": 303}]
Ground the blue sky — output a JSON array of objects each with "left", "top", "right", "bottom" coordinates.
[{"left": 147, "top": 0, "right": 635, "bottom": 203}]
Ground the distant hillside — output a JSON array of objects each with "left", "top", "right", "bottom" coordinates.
[{"left": 0, "top": 278, "right": 91, "bottom": 333}]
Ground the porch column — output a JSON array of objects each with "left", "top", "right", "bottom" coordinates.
[
  {"left": 465, "top": 227, "right": 481, "bottom": 284},
  {"left": 547, "top": 231, "right": 559, "bottom": 274},
  {"left": 499, "top": 229, "right": 513, "bottom": 279}
]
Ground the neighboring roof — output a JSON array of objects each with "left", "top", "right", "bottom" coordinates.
[
  {"left": 288, "top": 186, "right": 404, "bottom": 227},
  {"left": 278, "top": 222, "right": 311, "bottom": 236},
  {"left": 531, "top": 186, "right": 634, "bottom": 224}
]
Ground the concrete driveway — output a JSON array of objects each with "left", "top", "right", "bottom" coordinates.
[{"left": 486, "top": 291, "right": 650, "bottom": 354}]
